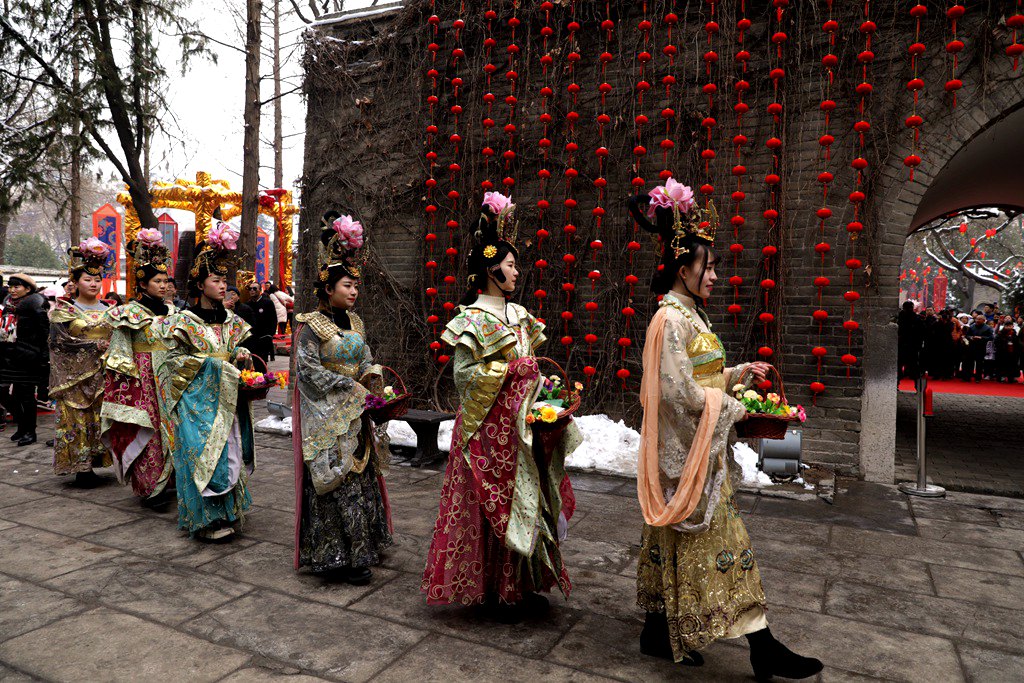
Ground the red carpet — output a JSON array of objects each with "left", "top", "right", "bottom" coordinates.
[{"left": 898, "top": 376, "right": 1024, "bottom": 398}]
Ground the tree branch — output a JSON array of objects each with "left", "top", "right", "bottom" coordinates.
[{"left": 259, "top": 83, "right": 302, "bottom": 105}]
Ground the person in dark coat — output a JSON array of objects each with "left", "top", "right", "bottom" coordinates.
[
  {"left": 0, "top": 274, "right": 51, "bottom": 445},
  {"left": 962, "top": 314, "right": 995, "bottom": 382},
  {"left": 926, "top": 310, "right": 957, "bottom": 379},
  {"left": 236, "top": 282, "right": 279, "bottom": 365},
  {"left": 994, "top": 323, "right": 1020, "bottom": 383},
  {"left": 897, "top": 301, "right": 923, "bottom": 380}
]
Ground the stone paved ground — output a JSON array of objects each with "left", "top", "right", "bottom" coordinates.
[
  {"left": 2, "top": 391, "right": 1024, "bottom": 682},
  {"left": 895, "top": 390, "right": 1024, "bottom": 498}
]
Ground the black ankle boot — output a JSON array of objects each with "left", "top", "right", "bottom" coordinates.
[
  {"left": 746, "top": 627, "right": 823, "bottom": 681},
  {"left": 639, "top": 612, "right": 703, "bottom": 666}
]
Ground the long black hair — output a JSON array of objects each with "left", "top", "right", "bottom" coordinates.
[
  {"left": 627, "top": 194, "right": 715, "bottom": 299},
  {"left": 458, "top": 212, "right": 519, "bottom": 306}
]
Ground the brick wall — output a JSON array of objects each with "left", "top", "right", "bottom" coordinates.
[{"left": 298, "top": 1, "right": 1024, "bottom": 476}]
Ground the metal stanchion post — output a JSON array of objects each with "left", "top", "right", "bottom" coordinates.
[{"left": 899, "top": 375, "right": 946, "bottom": 498}]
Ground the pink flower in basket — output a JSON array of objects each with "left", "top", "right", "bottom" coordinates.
[
  {"left": 482, "top": 191, "right": 515, "bottom": 216},
  {"left": 79, "top": 237, "right": 110, "bottom": 258},
  {"left": 647, "top": 177, "right": 695, "bottom": 217},
  {"left": 137, "top": 228, "right": 163, "bottom": 247},
  {"left": 209, "top": 221, "right": 239, "bottom": 251},
  {"left": 332, "top": 215, "right": 364, "bottom": 249}
]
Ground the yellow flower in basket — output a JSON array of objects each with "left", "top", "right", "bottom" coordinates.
[{"left": 539, "top": 405, "right": 559, "bottom": 423}]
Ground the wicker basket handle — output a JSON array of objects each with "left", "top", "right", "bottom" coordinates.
[
  {"left": 245, "top": 353, "right": 267, "bottom": 373},
  {"left": 379, "top": 365, "right": 408, "bottom": 395},
  {"left": 738, "top": 364, "right": 787, "bottom": 404},
  {"left": 534, "top": 356, "right": 569, "bottom": 387}
]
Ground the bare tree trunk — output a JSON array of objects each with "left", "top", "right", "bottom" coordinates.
[
  {"left": 271, "top": 0, "right": 284, "bottom": 284},
  {"left": 239, "top": 0, "right": 263, "bottom": 278},
  {"left": 69, "top": 23, "right": 82, "bottom": 245},
  {"left": 0, "top": 197, "right": 12, "bottom": 264}
]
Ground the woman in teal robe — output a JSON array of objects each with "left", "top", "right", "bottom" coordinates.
[{"left": 158, "top": 230, "right": 255, "bottom": 540}]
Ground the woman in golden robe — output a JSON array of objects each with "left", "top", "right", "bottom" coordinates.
[
  {"left": 50, "top": 239, "right": 113, "bottom": 485},
  {"left": 629, "top": 181, "right": 822, "bottom": 679}
]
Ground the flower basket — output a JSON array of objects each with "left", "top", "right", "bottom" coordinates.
[
  {"left": 365, "top": 366, "right": 410, "bottom": 423},
  {"left": 530, "top": 357, "right": 582, "bottom": 434},
  {"left": 239, "top": 355, "right": 287, "bottom": 401},
  {"left": 734, "top": 366, "right": 800, "bottom": 440}
]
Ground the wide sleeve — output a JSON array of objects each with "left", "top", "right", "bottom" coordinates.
[
  {"left": 723, "top": 363, "right": 752, "bottom": 391},
  {"left": 452, "top": 341, "right": 508, "bottom": 446},
  {"left": 295, "top": 324, "right": 352, "bottom": 400},
  {"left": 657, "top": 315, "right": 747, "bottom": 480},
  {"left": 356, "top": 339, "right": 384, "bottom": 395}
]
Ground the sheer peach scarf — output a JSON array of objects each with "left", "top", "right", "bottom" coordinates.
[{"left": 637, "top": 307, "right": 723, "bottom": 526}]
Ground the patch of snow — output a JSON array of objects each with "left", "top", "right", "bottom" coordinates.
[
  {"left": 266, "top": 409, "right": 775, "bottom": 487},
  {"left": 255, "top": 415, "right": 292, "bottom": 435},
  {"left": 565, "top": 414, "right": 640, "bottom": 477},
  {"left": 733, "top": 442, "right": 774, "bottom": 487},
  {"left": 387, "top": 419, "right": 455, "bottom": 452}
]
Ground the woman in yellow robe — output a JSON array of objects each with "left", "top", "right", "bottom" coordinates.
[
  {"left": 50, "top": 240, "right": 113, "bottom": 485},
  {"left": 630, "top": 182, "right": 822, "bottom": 679}
]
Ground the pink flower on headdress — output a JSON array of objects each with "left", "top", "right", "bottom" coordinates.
[
  {"left": 137, "top": 228, "right": 163, "bottom": 247},
  {"left": 482, "top": 191, "right": 515, "bottom": 216},
  {"left": 208, "top": 221, "right": 239, "bottom": 251},
  {"left": 80, "top": 237, "right": 110, "bottom": 258},
  {"left": 647, "top": 177, "right": 695, "bottom": 217},
  {"left": 332, "top": 215, "right": 364, "bottom": 249}
]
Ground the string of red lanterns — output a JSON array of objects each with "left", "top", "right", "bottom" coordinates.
[
  {"left": 481, "top": 1, "right": 497, "bottom": 190},
  {"left": 558, "top": 1, "right": 580, "bottom": 352},
  {"left": 615, "top": 2, "right": 653, "bottom": 388},
  {"left": 535, "top": 1, "right": 554, "bottom": 327},
  {"left": 659, "top": 3, "right": 677, "bottom": 181},
  {"left": 810, "top": 0, "right": 838, "bottom": 403},
  {"left": 502, "top": 1, "right": 520, "bottom": 195},
  {"left": 904, "top": 4, "right": 926, "bottom": 180},
  {"left": 758, "top": 0, "right": 788, "bottom": 367},
  {"left": 424, "top": 1, "right": 442, "bottom": 364},
  {"left": 1009, "top": 3, "right": 1024, "bottom": 70},
  {"left": 440, "top": 0, "right": 467, "bottom": 345},
  {"left": 699, "top": 1, "right": 719, "bottom": 210},
  {"left": 727, "top": 0, "right": 751, "bottom": 328},
  {"left": 589, "top": 0, "right": 614, "bottom": 359},
  {"left": 945, "top": 4, "right": 965, "bottom": 107},
  {"left": 842, "top": 1, "right": 875, "bottom": 377}
]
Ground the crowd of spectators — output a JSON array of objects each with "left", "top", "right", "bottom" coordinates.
[{"left": 898, "top": 301, "right": 1023, "bottom": 383}]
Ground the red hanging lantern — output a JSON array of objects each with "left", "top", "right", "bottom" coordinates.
[{"left": 1008, "top": 4, "right": 1024, "bottom": 70}]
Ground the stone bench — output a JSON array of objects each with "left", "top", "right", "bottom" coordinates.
[{"left": 397, "top": 408, "right": 455, "bottom": 468}]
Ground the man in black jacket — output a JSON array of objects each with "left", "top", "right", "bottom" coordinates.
[
  {"left": 0, "top": 274, "right": 50, "bottom": 445},
  {"left": 962, "top": 313, "right": 995, "bottom": 382},
  {"left": 236, "top": 282, "right": 278, "bottom": 364}
]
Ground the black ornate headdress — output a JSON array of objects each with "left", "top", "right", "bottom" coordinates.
[
  {"left": 129, "top": 228, "right": 171, "bottom": 282},
  {"left": 189, "top": 221, "right": 239, "bottom": 285},
  {"left": 465, "top": 192, "right": 518, "bottom": 289},
  {"left": 633, "top": 178, "right": 718, "bottom": 257},
  {"left": 318, "top": 211, "right": 365, "bottom": 282}
]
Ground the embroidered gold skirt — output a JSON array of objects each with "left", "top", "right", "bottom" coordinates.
[{"left": 636, "top": 477, "right": 767, "bottom": 659}]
